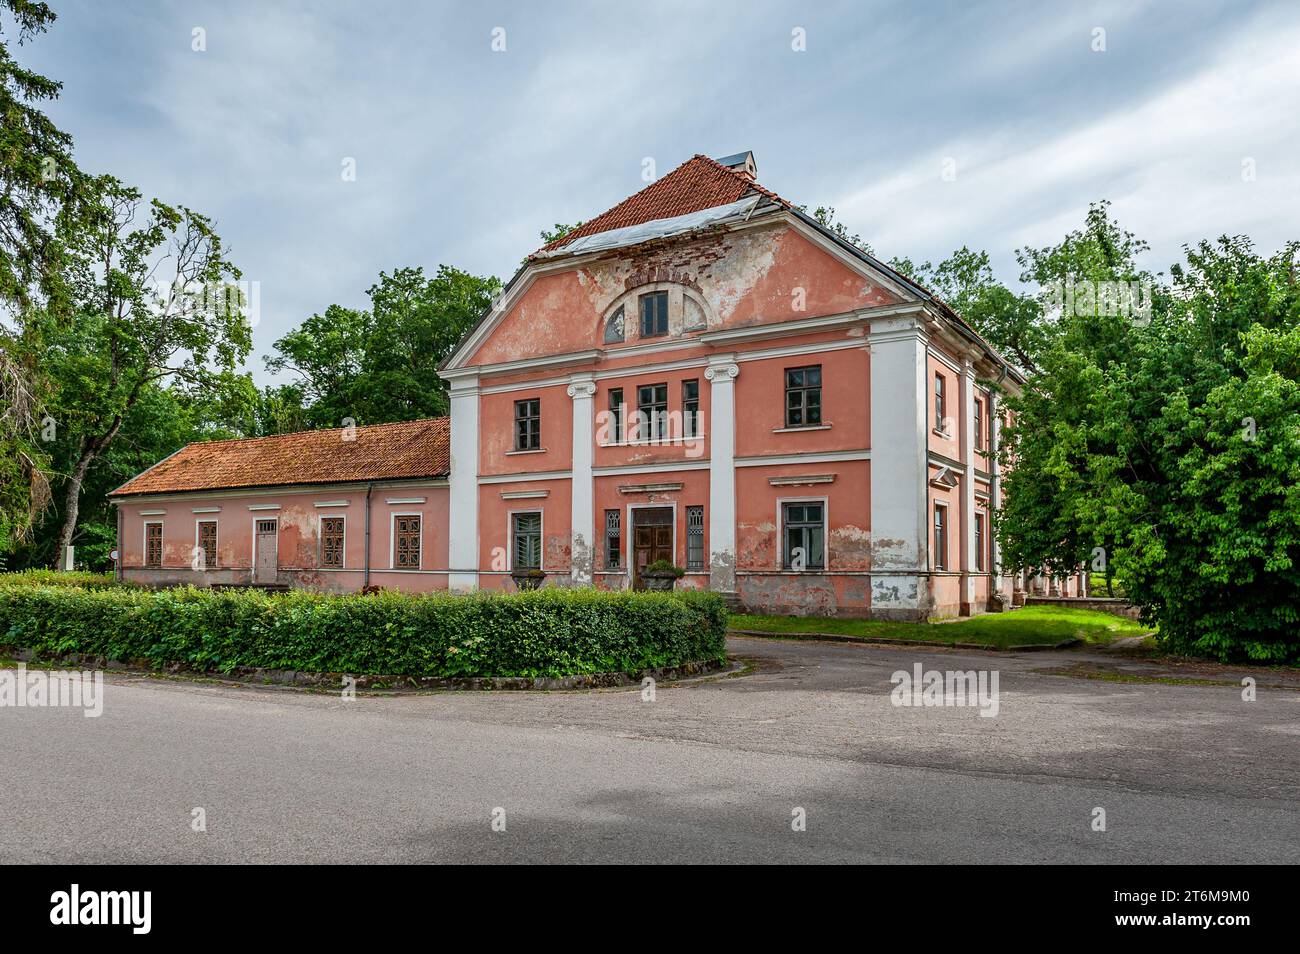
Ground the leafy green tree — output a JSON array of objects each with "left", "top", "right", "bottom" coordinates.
[
  {"left": 0, "top": 1, "right": 84, "bottom": 312},
  {"left": 34, "top": 176, "right": 249, "bottom": 564},
  {"left": 266, "top": 264, "right": 499, "bottom": 426}
]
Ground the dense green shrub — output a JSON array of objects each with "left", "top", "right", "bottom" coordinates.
[
  {"left": 0, "top": 569, "right": 121, "bottom": 590},
  {"left": 0, "top": 584, "right": 728, "bottom": 678}
]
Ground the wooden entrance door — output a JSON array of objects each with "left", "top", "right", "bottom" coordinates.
[
  {"left": 632, "top": 508, "right": 674, "bottom": 588},
  {"left": 254, "top": 519, "right": 278, "bottom": 583}
]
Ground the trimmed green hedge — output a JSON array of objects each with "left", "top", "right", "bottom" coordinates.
[
  {"left": 0, "top": 584, "right": 728, "bottom": 678},
  {"left": 0, "top": 570, "right": 121, "bottom": 589}
]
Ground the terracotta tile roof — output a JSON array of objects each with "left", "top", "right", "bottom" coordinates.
[
  {"left": 110, "top": 417, "right": 450, "bottom": 497},
  {"left": 535, "top": 154, "right": 789, "bottom": 255}
]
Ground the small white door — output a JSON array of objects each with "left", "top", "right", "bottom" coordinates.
[{"left": 254, "top": 519, "right": 278, "bottom": 583}]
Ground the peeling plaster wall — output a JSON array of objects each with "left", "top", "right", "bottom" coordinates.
[
  {"left": 469, "top": 224, "right": 901, "bottom": 368},
  {"left": 116, "top": 483, "right": 451, "bottom": 593}
]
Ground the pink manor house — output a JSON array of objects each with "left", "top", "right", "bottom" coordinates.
[{"left": 110, "top": 152, "right": 1084, "bottom": 618}]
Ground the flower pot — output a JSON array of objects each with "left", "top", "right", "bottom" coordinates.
[
  {"left": 641, "top": 572, "right": 678, "bottom": 592},
  {"left": 511, "top": 571, "right": 546, "bottom": 591}
]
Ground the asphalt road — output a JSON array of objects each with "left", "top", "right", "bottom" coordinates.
[{"left": 2, "top": 637, "right": 1296, "bottom": 864}]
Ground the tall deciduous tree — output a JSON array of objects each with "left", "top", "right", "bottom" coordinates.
[
  {"left": 266, "top": 264, "right": 499, "bottom": 426},
  {"left": 37, "top": 176, "right": 250, "bottom": 563}
]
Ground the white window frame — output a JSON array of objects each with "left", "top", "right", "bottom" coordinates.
[
  {"left": 143, "top": 520, "right": 164, "bottom": 568},
  {"left": 933, "top": 502, "right": 949, "bottom": 572},
  {"left": 776, "top": 496, "right": 829, "bottom": 572},
  {"left": 319, "top": 513, "right": 347, "bottom": 570},
  {"left": 389, "top": 511, "right": 422, "bottom": 571},
  {"left": 252, "top": 516, "right": 279, "bottom": 573},
  {"left": 507, "top": 508, "right": 545, "bottom": 572},
  {"left": 194, "top": 518, "right": 218, "bottom": 569}
]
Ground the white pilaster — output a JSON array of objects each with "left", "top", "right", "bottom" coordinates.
[
  {"left": 959, "top": 356, "right": 977, "bottom": 614},
  {"left": 868, "top": 316, "right": 930, "bottom": 619},
  {"left": 447, "top": 373, "right": 480, "bottom": 591},
  {"left": 705, "top": 355, "right": 739, "bottom": 594},
  {"left": 568, "top": 376, "right": 597, "bottom": 585}
]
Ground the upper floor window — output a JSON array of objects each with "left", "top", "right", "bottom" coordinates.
[
  {"left": 514, "top": 398, "right": 540, "bottom": 451},
  {"left": 682, "top": 379, "right": 699, "bottom": 437},
  {"left": 974, "top": 397, "right": 984, "bottom": 451},
  {"left": 934, "top": 373, "right": 946, "bottom": 432},
  {"left": 604, "top": 305, "right": 625, "bottom": 344},
  {"left": 639, "top": 291, "right": 668, "bottom": 338},
  {"left": 785, "top": 365, "right": 822, "bottom": 427},
  {"left": 608, "top": 387, "right": 624, "bottom": 443},
  {"left": 637, "top": 383, "right": 668, "bottom": 441}
]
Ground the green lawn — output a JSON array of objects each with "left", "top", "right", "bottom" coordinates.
[{"left": 729, "top": 605, "right": 1150, "bottom": 650}]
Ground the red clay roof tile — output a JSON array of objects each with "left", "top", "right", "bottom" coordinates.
[
  {"left": 535, "top": 154, "right": 789, "bottom": 255},
  {"left": 110, "top": 417, "right": 450, "bottom": 497}
]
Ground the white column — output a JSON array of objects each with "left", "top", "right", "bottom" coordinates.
[
  {"left": 447, "top": 373, "right": 480, "bottom": 591},
  {"left": 959, "top": 356, "right": 977, "bottom": 614},
  {"left": 868, "top": 316, "right": 930, "bottom": 620},
  {"left": 705, "top": 355, "right": 739, "bottom": 595},
  {"left": 989, "top": 391, "right": 1003, "bottom": 595},
  {"left": 568, "top": 376, "right": 597, "bottom": 585}
]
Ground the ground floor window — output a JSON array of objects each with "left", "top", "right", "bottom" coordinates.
[
  {"left": 197, "top": 520, "right": 217, "bottom": 569},
  {"left": 782, "top": 501, "right": 825, "bottom": 570},
  {"left": 686, "top": 505, "right": 704, "bottom": 570},
  {"left": 933, "top": 503, "right": 948, "bottom": 571},
  {"left": 321, "top": 516, "right": 345, "bottom": 568},
  {"left": 513, "top": 511, "right": 542, "bottom": 570},
  {"left": 974, "top": 512, "right": 985, "bottom": 572},
  {"left": 145, "top": 522, "right": 163, "bottom": 567},
  {"left": 604, "top": 509, "right": 621, "bottom": 568},
  {"left": 394, "top": 514, "right": 421, "bottom": 569}
]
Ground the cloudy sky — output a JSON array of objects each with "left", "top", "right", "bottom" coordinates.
[{"left": 24, "top": 0, "right": 1300, "bottom": 381}]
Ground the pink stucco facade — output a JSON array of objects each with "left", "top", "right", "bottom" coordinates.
[{"left": 112, "top": 153, "right": 1082, "bottom": 616}]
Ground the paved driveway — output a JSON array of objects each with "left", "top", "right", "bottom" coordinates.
[{"left": 1, "top": 637, "right": 1296, "bottom": 863}]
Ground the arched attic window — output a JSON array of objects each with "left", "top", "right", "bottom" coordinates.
[{"left": 603, "top": 305, "right": 625, "bottom": 344}]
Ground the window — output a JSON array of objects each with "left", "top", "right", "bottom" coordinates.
[
  {"left": 514, "top": 398, "right": 540, "bottom": 451},
  {"left": 933, "top": 504, "right": 948, "bottom": 571},
  {"left": 604, "top": 305, "right": 625, "bottom": 344},
  {"left": 145, "top": 522, "right": 162, "bottom": 567},
  {"left": 682, "top": 379, "right": 699, "bottom": 438},
  {"left": 934, "top": 373, "right": 946, "bottom": 432},
  {"left": 321, "top": 516, "right": 345, "bottom": 568},
  {"left": 974, "top": 397, "right": 984, "bottom": 451},
  {"left": 197, "top": 520, "right": 217, "bottom": 569},
  {"left": 639, "top": 291, "right": 668, "bottom": 338},
  {"left": 785, "top": 365, "right": 822, "bottom": 427},
  {"left": 782, "top": 502, "right": 825, "bottom": 570},
  {"left": 608, "top": 388, "right": 624, "bottom": 443},
  {"left": 512, "top": 512, "right": 542, "bottom": 570},
  {"left": 686, "top": 506, "right": 704, "bottom": 570},
  {"left": 394, "top": 514, "right": 421, "bottom": 568},
  {"left": 974, "top": 512, "right": 985, "bottom": 572},
  {"left": 605, "top": 509, "right": 621, "bottom": 569},
  {"left": 637, "top": 383, "right": 668, "bottom": 441}
]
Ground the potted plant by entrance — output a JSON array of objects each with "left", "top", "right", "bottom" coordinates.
[
  {"left": 641, "top": 559, "right": 685, "bottom": 592},
  {"left": 511, "top": 568, "right": 547, "bottom": 591}
]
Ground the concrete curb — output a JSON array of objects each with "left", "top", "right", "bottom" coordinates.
[
  {"left": 0, "top": 646, "right": 729, "bottom": 692},
  {"left": 727, "top": 629, "right": 1083, "bottom": 653}
]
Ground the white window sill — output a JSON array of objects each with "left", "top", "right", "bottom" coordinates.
[
  {"left": 599, "top": 437, "right": 704, "bottom": 448},
  {"left": 772, "top": 424, "right": 832, "bottom": 433},
  {"left": 505, "top": 448, "right": 547, "bottom": 455}
]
